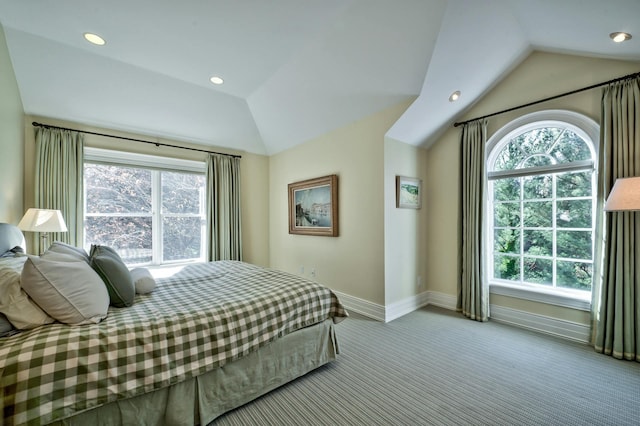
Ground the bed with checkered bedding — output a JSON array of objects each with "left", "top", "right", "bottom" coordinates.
[{"left": 0, "top": 260, "right": 348, "bottom": 425}]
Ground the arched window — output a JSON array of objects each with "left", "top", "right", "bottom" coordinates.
[{"left": 486, "top": 110, "right": 598, "bottom": 297}]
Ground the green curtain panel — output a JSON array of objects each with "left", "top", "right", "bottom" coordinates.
[
  {"left": 594, "top": 76, "right": 640, "bottom": 361},
  {"left": 458, "top": 119, "right": 489, "bottom": 322},
  {"left": 206, "top": 154, "right": 242, "bottom": 261},
  {"left": 34, "top": 127, "right": 84, "bottom": 247}
]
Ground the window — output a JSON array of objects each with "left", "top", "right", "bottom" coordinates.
[
  {"left": 84, "top": 148, "right": 206, "bottom": 266},
  {"left": 486, "top": 111, "right": 599, "bottom": 303}
]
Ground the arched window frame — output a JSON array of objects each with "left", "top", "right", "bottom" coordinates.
[{"left": 485, "top": 110, "right": 599, "bottom": 311}]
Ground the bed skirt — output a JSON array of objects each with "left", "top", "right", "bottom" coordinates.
[{"left": 47, "top": 320, "right": 338, "bottom": 425}]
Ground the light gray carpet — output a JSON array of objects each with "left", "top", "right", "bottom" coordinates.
[{"left": 214, "top": 306, "right": 640, "bottom": 426}]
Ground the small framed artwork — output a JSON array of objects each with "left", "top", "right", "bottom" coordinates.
[
  {"left": 396, "top": 176, "right": 422, "bottom": 209},
  {"left": 288, "top": 174, "right": 338, "bottom": 236}
]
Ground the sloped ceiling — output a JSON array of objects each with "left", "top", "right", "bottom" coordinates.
[{"left": 1, "top": 0, "right": 639, "bottom": 155}]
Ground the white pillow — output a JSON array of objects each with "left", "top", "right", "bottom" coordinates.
[
  {"left": 130, "top": 267, "right": 156, "bottom": 294},
  {"left": 21, "top": 253, "right": 110, "bottom": 325},
  {"left": 0, "top": 257, "right": 54, "bottom": 329}
]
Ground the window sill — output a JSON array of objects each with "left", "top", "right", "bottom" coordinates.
[{"left": 490, "top": 282, "right": 591, "bottom": 312}]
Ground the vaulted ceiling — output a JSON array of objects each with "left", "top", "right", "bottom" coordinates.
[{"left": 1, "top": 0, "right": 639, "bottom": 155}]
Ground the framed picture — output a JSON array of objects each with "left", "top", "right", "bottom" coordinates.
[
  {"left": 288, "top": 174, "right": 338, "bottom": 236},
  {"left": 396, "top": 176, "right": 422, "bottom": 209}
]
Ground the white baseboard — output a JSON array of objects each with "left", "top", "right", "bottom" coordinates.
[
  {"left": 489, "top": 305, "right": 591, "bottom": 344},
  {"left": 336, "top": 289, "right": 590, "bottom": 343},
  {"left": 333, "top": 291, "right": 386, "bottom": 322},
  {"left": 384, "top": 292, "right": 431, "bottom": 322},
  {"left": 335, "top": 290, "right": 456, "bottom": 323}
]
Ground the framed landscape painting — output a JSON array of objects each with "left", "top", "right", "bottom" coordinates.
[
  {"left": 396, "top": 176, "right": 422, "bottom": 209},
  {"left": 288, "top": 174, "right": 338, "bottom": 236}
]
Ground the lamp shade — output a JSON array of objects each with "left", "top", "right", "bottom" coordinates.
[
  {"left": 604, "top": 177, "right": 640, "bottom": 212},
  {"left": 18, "top": 208, "right": 68, "bottom": 232}
]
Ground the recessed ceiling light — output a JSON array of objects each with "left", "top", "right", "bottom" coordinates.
[
  {"left": 449, "top": 91, "right": 461, "bottom": 102},
  {"left": 610, "top": 32, "right": 632, "bottom": 43},
  {"left": 83, "top": 33, "right": 106, "bottom": 46},
  {"left": 209, "top": 76, "right": 224, "bottom": 85}
]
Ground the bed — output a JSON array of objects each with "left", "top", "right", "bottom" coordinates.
[{"left": 0, "top": 223, "right": 348, "bottom": 425}]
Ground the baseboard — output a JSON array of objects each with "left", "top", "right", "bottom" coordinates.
[
  {"left": 384, "top": 292, "right": 431, "bottom": 322},
  {"left": 336, "top": 289, "right": 590, "bottom": 343},
  {"left": 489, "top": 305, "right": 591, "bottom": 344},
  {"left": 333, "top": 291, "right": 386, "bottom": 322},
  {"left": 335, "top": 290, "right": 456, "bottom": 323}
]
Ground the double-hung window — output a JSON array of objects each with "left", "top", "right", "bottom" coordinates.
[
  {"left": 486, "top": 111, "right": 599, "bottom": 304},
  {"left": 84, "top": 148, "right": 206, "bottom": 266}
]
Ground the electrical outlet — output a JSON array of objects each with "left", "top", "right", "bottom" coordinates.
[
  {"left": 417, "top": 275, "right": 423, "bottom": 290},
  {"left": 310, "top": 268, "right": 316, "bottom": 278}
]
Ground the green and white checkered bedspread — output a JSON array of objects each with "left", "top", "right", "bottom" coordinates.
[{"left": 0, "top": 261, "right": 348, "bottom": 425}]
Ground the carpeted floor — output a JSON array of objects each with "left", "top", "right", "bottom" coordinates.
[{"left": 213, "top": 306, "right": 640, "bottom": 425}]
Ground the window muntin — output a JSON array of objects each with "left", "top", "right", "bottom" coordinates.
[
  {"left": 83, "top": 151, "right": 206, "bottom": 266},
  {"left": 488, "top": 118, "right": 596, "bottom": 294}
]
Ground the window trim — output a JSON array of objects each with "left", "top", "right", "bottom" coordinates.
[
  {"left": 84, "top": 147, "right": 206, "bottom": 173},
  {"left": 485, "top": 110, "right": 599, "bottom": 306}
]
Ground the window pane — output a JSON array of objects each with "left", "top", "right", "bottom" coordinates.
[
  {"left": 85, "top": 216, "right": 152, "bottom": 264},
  {"left": 494, "top": 146, "right": 523, "bottom": 171},
  {"left": 518, "top": 127, "right": 561, "bottom": 157},
  {"left": 494, "top": 178, "right": 521, "bottom": 201},
  {"left": 556, "top": 200, "right": 592, "bottom": 228},
  {"left": 494, "top": 229, "right": 520, "bottom": 254},
  {"left": 494, "top": 255, "right": 520, "bottom": 281},
  {"left": 85, "top": 164, "right": 151, "bottom": 214},
  {"left": 549, "top": 130, "right": 592, "bottom": 163},
  {"left": 494, "top": 202, "right": 520, "bottom": 227},
  {"left": 523, "top": 175, "right": 552, "bottom": 200},
  {"left": 557, "top": 231, "right": 592, "bottom": 260},
  {"left": 557, "top": 171, "right": 592, "bottom": 198},
  {"left": 521, "top": 154, "right": 553, "bottom": 168},
  {"left": 162, "top": 172, "right": 205, "bottom": 214},
  {"left": 523, "top": 257, "right": 553, "bottom": 285},
  {"left": 523, "top": 201, "right": 552, "bottom": 227},
  {"left": 523, "top": 229, "right": 552, "bottom": 256},
  {"left": 557, "top": 261, "right": 592, "bottom": 290},
  {"left": 163, "top": 217, "right": 203, "bottom": 261}
]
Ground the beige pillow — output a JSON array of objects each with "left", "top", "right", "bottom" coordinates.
[
  {"left": 0, "top": 257, "right": 54, "bottom": 329},
  {"left": 21, "top": 253, "right": 109, "bottom": 325},
  {"left": 46, "top": 241, "right": 90, "bottom": 263}
]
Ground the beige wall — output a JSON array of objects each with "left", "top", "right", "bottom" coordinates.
[
  {"left": 269, "top": 101, "right": 413, "bottom": 305},
  {"left": 384, "top": 138, "right": 429, "bottom": 305},
  {"left": 426, "top": 51, "right": 640, "bottom": 324},
  {"left": 22, "top": 116, "right": 271, "bottom": 266},
  {"left": 0, "top": 24, "right": 24, "bottom": 223}
]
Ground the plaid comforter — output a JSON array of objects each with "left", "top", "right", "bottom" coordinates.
[{"left": 0, "top": 261, "right": 347, "bottom": 425}]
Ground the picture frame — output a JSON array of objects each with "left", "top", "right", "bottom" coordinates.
[
  {"left": 396, "top": 175, "right": 422, "bottom": 209},
  {"left": 288, "top": 174, "right": 338, "bottom": 236}
]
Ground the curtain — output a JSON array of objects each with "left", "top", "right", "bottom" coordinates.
[
  {"left": 594, "top": 76, "right": 640, "bottom": 361},
  {"left": 34, "top": 127, "right": 84, "bottom": 247},
  {"left": 206, "top": 154, "right": 242, "bottom": 261},
  {"left": 458, "top": 119, "right": 489, "bottom": 322}
]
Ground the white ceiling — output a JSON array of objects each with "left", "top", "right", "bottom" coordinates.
[{"left": 1, "top": 0, "right": 639, "bottom": 155}]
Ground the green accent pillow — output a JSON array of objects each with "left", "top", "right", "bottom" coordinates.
[{"left": 89, "top": 245, "right": 135, "bottom": 308}]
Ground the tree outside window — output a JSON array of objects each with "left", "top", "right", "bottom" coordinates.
[{"left": 488, "top": 117, "right": 596, "bottom": 294}]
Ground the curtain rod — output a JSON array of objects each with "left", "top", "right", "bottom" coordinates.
[
  {"left": 453, "top": 70, "right": 640, "bottom": 127},
  {"left": 31, "top": 122, "right": 242, "bottom": 158}
]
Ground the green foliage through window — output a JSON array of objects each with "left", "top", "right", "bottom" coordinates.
[{"left": 489, "top": 124, "right": 594, "bottom": 292}]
